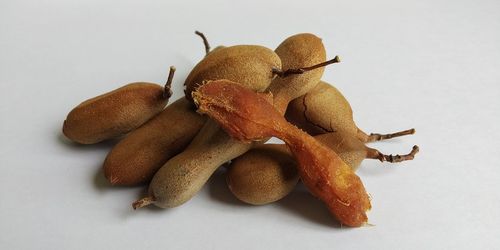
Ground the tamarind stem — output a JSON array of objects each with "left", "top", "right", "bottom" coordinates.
[
  {"left": 366, "top": 128, "right": 416, "bottom": 142},
  {"left": 132, "top": 196, "right": 156, "bottom": 209},
  {"left": 272, "top": 55, "right": 340, "bottom": 78},
  {"left": 366, "top": 145, "right": 420, "bottom": 163},
  {"left": 195, "top": 31, "right": 211, "bottom": 55},
  {"left": 163, "top": 66, "right": 176, "bottom": 99}
]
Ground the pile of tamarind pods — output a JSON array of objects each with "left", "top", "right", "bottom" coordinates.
[{"left": 62, "top": 32, "right": 419, "bottom": 227}]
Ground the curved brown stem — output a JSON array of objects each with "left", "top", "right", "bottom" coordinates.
[
  {"left": 366, "top": 145, "right": 420, "bottom": 163},
  {"left": 272, "top": 55, "right": 341, "bottom": 78},
  {"left": 132, "top": 196, "right": 155, "bottom": 209},
  {"left": 195, "top": 31, "right": 211, "bottom": 55},
  {"left": 366, "top": 128, "right": 415, "bottom": 142},
  {"left": 163, "top": 66, "right": 176, "bottom": 99}
]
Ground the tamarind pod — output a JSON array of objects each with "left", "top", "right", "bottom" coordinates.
[
  {"left": 228, "top": 131, "right": 418, "bottom": 205},
  {"left": 103, "top": 98, "right": 206, "bottom": 185},
  {"left": 286, "top": 81, "right": 415, "bottom": 142},
  {"left": 192, "top": 80, "right": 371, "bottom": 227},
  {"left": 63, "top": 82, "right": 169, "bottom": 144},
  {"left": 133, "top": 34, "right": 332, "bottom": 211},
  {"left": 184, "top": 45, "right": 281, "bottom": 103}
]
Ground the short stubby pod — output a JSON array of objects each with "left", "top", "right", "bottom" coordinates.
[
  {"left": 184, "top": 45, "right": 281, "bottom": 103},
  {"left": 227, "top": 144, "right": 299, "bottom": 205},
  {"left": 63, "top": 82, "right": 168, "bottom": 144}
]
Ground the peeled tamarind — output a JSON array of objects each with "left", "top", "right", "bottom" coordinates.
[
  {"left": 227, "top": 131, "right": 419, "bottom": 205},
  {"left": 191, "top": 80, "right": 371, "bottom": 227}
]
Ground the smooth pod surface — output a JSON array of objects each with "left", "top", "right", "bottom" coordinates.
[
  {"left": 103, "top": 98, "right": 206, "bottom": 185},
  {"left": 63, "top": 82, "right": 168, "bottom": 144}
]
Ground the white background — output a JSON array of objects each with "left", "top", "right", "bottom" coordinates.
[{"left": 1, "top": 0, "right": 499, "bottom": 249}]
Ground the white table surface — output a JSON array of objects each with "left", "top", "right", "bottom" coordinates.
[{"left": 1, "top": 0, "right": 499, "bottom": 249}]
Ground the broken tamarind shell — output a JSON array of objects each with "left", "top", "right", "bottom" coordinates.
[
  {"left": 190, "top": 80, "right": 372, "bottom": 227},
  {"left": 227, "top": 131, "right": 419, "bottom": 205},
  {"left": 285, "top": 81, "right": 415, "bottom": 142}
]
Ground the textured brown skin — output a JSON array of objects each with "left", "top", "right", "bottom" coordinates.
[
  {"left": 63, "top": 83, "right": 167, "bottom": 144},
  {"left": 268, "top": 33, "right": 326, "bottom": 113},
  {"left": 318, "top": 132, "right": 367, "bottom": 172},
  {"left": 193, "top": 80, "right": 371, "bottom": 227},
  {"left": 228, "top": 131, "right": 419, "bottom": 206},
  {"left": 140, "top": 34, "right": 327, "bottom": 209},
  {"left": 227, "top": 144, "right": 299, "bottom": 205},
  {"left": 149, "top": 121, "right": 254, "bottom": 207},
  {"left": 209, "top": 45, "right": 225, "bottom": 54},
  {"left": 101, "top": 45, "right": 228, "bottom": 185},
  {"left": 103, "top": 98, "right": 206, "bottom": 185},
  {"left": 286, "top": 81, "right": 416, "bottom": 143},
  {"left": 227, "top": 131, "right": 367, "bottom": 205},
  {"left": 285, "top": 81, "right": 357, "bottom": 136},
  {"left": 184, "top": 45, "right": 281, "bottom": 103}
]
